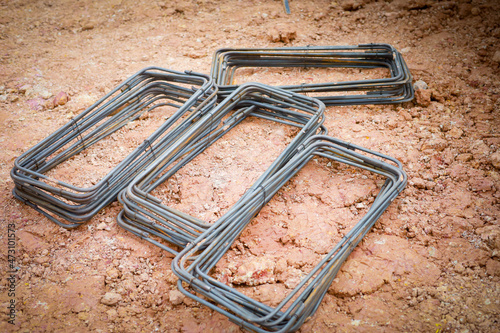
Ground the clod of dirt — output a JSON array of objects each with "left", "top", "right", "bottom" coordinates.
[
  {"left": 490, "top": 151, "right": 500, "bottom": 169},
  {"left": 447, "top": 127, "right": 463, "bottom": 139},
  {"left": 493, "top": 51, "right": 500, "bottom": 64},
  {"left": 101, "top": 292, "right": 122, "bottom": 306},
  {"left": 476, "top": 226, "right": 500, "bottom": 250},
  {"left": 268, "top": 25, "right": 297, "bottom": 43},
  {"left": 232, "top": 257, "right": 276, "bottom": 285},
  {"left": 27, "top": 97, "right": 45, "bottom": 111},
  {"left": 169, "top": 290, "right": 185, "bottom": 305},
  {"left": 415, "top": 89, "right": 431, "bottom": 107}
]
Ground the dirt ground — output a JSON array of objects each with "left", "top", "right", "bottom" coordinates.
[{"left": 1, "top": 0, "right": 499, "bottom": 332}]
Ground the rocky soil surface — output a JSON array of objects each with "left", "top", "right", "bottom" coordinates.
[{"left": 0, "top": 0, "right": 499, "bottom": 332}]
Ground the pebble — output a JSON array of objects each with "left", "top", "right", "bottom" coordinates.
[
  {"left": 401, "top": 47, "right": 412, "bottom": 54},
  {"left": 96, "top": 222, "right": 109, "bottom": 230},
  {"left": 341, "top": 0, "right": 362, "bottom": 11},
  {"left": 101, "top": 292, "right": 122, "bottom": 306},
  {"left": 169, "top": 290, "right": 184, "bottom": 305},
  {"left": 19, "top": 84, "right": 31, "bottom": 94},
  {"left": 413, "top": 79, "right": 428, "bottom": 90},
  {"left": 53, "top": 91, "right": 69, "bottom": 106},
  {"left": 39, "top": 89, "right": 52, "bottom": 100}
]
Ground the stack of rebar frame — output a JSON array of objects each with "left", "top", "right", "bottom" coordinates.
[
  {"left": 172, "top": 135, "right": 407, "bottom": 332},
  {"left": 11, "top": 67, "right": 217, "bottom": 228},
  {"left": 211, "top": 43, "right": 413, "bottom": 106},
  {"left": 117, "top": 82, "right": 326, "bottom": 255},
  {"left": 11, "top": 44, "right": 412, "bottom": 332}
]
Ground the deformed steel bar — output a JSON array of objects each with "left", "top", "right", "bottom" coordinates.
[
  {"left": 11, "top": 67, "right": 218, "bottom": 228},
  {"left": 171, "top": 135, "right": 407, "bottom": 332}
]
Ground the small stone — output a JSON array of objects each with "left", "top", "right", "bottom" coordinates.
[
  {"left": 53, "top": 91, "right": 68, "bottom": 106},
  {"left": 39, "top": 89, "right": 52, "bottom": 100},
  {"left": 401, "top": 47, "right": 411, "bottom": 54},
  {"left": 490, "top": 151, "right": 500, "bottom": 169},
  {"left": 19, "top": 84, "right": 31, "bottom": 94},
  {"left": 81, "top": 22, "right": 95, "bottom": 31},
  {"left": 275, "top": 258, "right": 287, "bottom": 274},
  {"left": 313, "top": 12, "right": 325, "bottom": 21},
  {"left": 101, "top": 292, "right": 122, "bottom": 306},
  {"left": 492, "top": 51, "right": 500, "bottom": 64},
  {"left": 169, "top": 290, "right": 184, "bottom": 305},
  {"left": 268, "top": 28, "right": 280, "bottom": 42},
  {"left": 72, "top": 302, "right": 87, "bottom": 313},
  {"left": 232, "top": 257, "right": 276, "bottom": 285},
  {"left": 470, "top": 7, "right": 480, "bottom": 16},
  {"left": 96, "top": 222, "right": 109, "bottom": 230},
  {"left": 413, "top": 79, "right": 428, "bottom": 90}
]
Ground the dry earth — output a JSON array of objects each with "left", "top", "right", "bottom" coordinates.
[{"left": 0, "top": 0, "right": 499, "bottom": 332}]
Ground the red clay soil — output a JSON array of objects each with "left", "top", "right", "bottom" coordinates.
[{"left": 0, "top": 0, "right": 499, "bottom": 332}]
